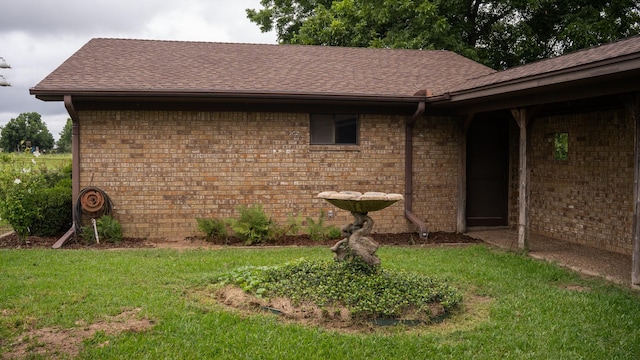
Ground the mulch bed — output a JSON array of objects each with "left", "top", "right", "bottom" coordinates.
[{"left": 0, "top": 231, "right": 481, "bottom": 249}]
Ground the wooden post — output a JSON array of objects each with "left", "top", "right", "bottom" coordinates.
[
  {"left": 625, "top": 93, "right": 640, "bottom": 286},
  {"left": 457, "top": 114, "right": 474, "bottom": 233},
  {"left": 511, "top": 108, "right": 530, "bottom": 251}
]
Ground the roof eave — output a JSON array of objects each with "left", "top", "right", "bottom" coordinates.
[
  {"left": 30, "top": 88, "right": 424, "bottom": 105},
  {"left": 427, "top": 56, "right": 640, "bottom": 113}
]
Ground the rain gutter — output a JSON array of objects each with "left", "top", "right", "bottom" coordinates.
[
  {"left": 405, "top": 101, "right": 428, "bottom": 238},
  {"left": 64, "top": 95, "right": 80, "bottom": 210},
  {"left": 30, "top": 89, "right": 424, "bottom": 105}
]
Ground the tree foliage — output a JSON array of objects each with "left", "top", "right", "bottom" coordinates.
[
  {"left": 247, "top": 0, "right": 640, "bottom": 69},
  {"left": 0, "top": 112, "right": 54, "bottom": 152},
  {"left": 56, "top": 118, "right": 72, "bottom": 153}
]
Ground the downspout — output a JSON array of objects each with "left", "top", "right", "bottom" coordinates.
[
  {"left": 64, "top": 95, "right": 80, "bottom": 215},
  {"left": 53, "top": 95, "right": 80, "bottom": 248},
  {"left": 405, "top": 101, "right": 429, "bottom": 238}
]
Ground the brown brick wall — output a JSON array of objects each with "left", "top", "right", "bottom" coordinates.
[
  {"left": 527, "top": 109, "right": 634, "bottom": 254},
  {"left": 412, "top": 116, "right": 462, "bottom": 233},
  {"left": 78, "top": 110, "right": 461, "bottom": 239}
]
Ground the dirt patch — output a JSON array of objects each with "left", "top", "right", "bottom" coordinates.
[
  {"left": 2, "top": 308, "right": 154, "bottom": 360},
  {"left": 189, "top": 285, "right": 495, "bottom": 334},
  {"left": 215, "top": 286, "right": 359, "bottom": 331},
  {"left": 206, "top": 285, "right": 454, "bottom": 333},
  {"left": 0, "top": 232, "right": 154, "bottom": 250},
  {"left": 0, "top": 231, "right": 482, "bottom": 250}
]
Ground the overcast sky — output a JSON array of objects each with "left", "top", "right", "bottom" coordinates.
[{"left": 0, "top": 0, "right": 277, "bottom": 141}]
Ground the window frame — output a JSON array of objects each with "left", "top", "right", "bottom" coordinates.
[{"left": 309, "top": 113, "right": 359, "bottom": 145}]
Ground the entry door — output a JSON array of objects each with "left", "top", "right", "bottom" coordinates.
[{"left": 466, "top": 115, "right": 509, "bottom": 227}]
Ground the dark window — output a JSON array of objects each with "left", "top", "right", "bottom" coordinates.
[{"left": 310, "top": 114, "right": 358, "bottom": 144}]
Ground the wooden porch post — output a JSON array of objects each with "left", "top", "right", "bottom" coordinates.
[
  {"left": 626, "top": 93, "right": 640, "bottom": 286},
  {"left": 457, "top": 114, "right": 474, "bottom": 233},
  {"left": 511, "top": 108, "right": 530, "bottom": 251}
]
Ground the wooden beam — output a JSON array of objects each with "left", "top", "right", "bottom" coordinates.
[
  {"left": 623, "top": 93, "right": 640, "bottom": 286},
  {"left": 511, "top": 108, "right": 532, "bottom": 251},
  {"left": 457, "top": 113, "right": 474, "bottom": 233}
]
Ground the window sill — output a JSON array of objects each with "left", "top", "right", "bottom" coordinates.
[{"left": 309, "top": 144, "right": 361, "bottom": 152}]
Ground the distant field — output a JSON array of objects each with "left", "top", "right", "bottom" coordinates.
[{"left": 6, "top": 152, "right": 71, "bottom": 169}]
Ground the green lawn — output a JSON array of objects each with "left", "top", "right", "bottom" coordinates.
[{"left": 1, "top": 245, "right": 639, "bottom": 359}]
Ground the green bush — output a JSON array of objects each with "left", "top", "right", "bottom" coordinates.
[
  {"left": 196, "top": 217, "right": 229, "bottom": 243},
  {"left": 229, "top": 204, "right": 275, "bottom": 245},
  {"left": 81, "top": 215, "right": 122, "bottom": 244},
  {"left": 285, "top": 213, "right": 303, "bottom": 236},
  {"left": 0, "top": 158, "right": 72, "bottom": 240},
  {"left": 326, "top": 226, "right": 342, "bottom": 239},
  {"left": 29, "top": 185, "right": 72, "bottom": 236},
  {"left": 306, "top": 210, "right": 342, "bottom": 241},
  {"left": 0, "top": 165, "right": 43, "bottom": 240}
]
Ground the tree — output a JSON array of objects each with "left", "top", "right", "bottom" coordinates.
[
  {"left": 0, "top": 112, "right": 54, "bottom": 153},
  {"left": 247, "top": 0, "right": 640, "bottom": 69},
  {"left": 56, "top": 118, "right": 72, "bottom": 153}
]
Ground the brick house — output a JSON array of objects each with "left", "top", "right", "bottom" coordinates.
[{"left": 31, "top": 37, "right": 640, "bottom": 283}]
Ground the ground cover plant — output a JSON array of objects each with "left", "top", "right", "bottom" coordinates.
[
  {"left": 214, "top": 257, "right": 461, "bottom": 325},
  {"left": 2, "top": 245, "right": 640, "bottom": 359}
]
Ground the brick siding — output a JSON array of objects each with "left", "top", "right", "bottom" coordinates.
[
  {"left": 526, "top": 109, "right": 634, "bottom": 254},
  {"left": 78, "top": 110, "right": 460, "bottom": 239},
  {"left": 412, "top": 116, "right": 462, "bottom": 233}
]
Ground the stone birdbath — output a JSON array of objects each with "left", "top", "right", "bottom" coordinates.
[{"left": 317, "top": 191, "right": 403, "bottom": 266}]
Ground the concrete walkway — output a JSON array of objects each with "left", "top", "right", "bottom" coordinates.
[{"left": 466, "top": 229, "right": 632, "bottom": 286}]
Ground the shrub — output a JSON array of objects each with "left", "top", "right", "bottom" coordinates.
[
  {"left": 196, "top": 217, "right": 229, "bottom": 243},
  {"left": 29, "top": 185, "right": 72, "bottom": 236},
  {"left": 229, "top": 204, "right": 275, "bottom": 245},
  {"left": 0, "top": 157, "right": 72, "bottom": 240},
  {"left": 306, "top": 210, "right": 342, "bottom": 241},
  {"left": 326, "top": 225, "right": 342, "bottom": 240},
  {"left": 268, "top": 213, "right": 304, "bottom": 242},
  {"left": 81, "top": 215, "right": 122, "bottom": 244},
  {"left": 0, "top": 165, "right": 44, "bottom": 240},
  {"left": 285, "top": 213, "right": 303, "bottom": 236}
]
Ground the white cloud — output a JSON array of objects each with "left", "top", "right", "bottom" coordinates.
[{"left": 0, "top": 0, "right": 277, "bottom": 142}]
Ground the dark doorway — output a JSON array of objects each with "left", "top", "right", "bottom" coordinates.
[{"left": 466, "top": 113, "right": 510, "bottom": 227}]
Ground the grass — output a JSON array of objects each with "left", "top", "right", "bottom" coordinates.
[
  {"left": 5, "top": 152, "right": 71, "bottom": 170},
  {"left": 1, "top": 245, "right": 640, "bottom": 359}
]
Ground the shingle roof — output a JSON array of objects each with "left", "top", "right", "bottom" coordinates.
[
  {"left": 31, "top": 38, "right": 495, "bottom": 100},
  {"left": 447, "top": 35, "right": 640, "bottom": 95}
]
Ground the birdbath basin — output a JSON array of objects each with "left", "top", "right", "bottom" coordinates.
[
  {"left": 317, "top": 191, "right": 403, "bottom": 213},
  {"left": 317, "top": 191, "right": 403, "bottom": 265}
]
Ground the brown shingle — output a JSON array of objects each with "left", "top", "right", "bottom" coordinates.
[
  {"left": 449, "top": 35, "right": 640, "bottom": 94},
  {"left": 31, "top": 38, "right": 494, "bottom": 99}
]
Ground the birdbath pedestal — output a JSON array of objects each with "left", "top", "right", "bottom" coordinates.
[{"left": 317, "top": 191, "right": 403, "bottom": 266}]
